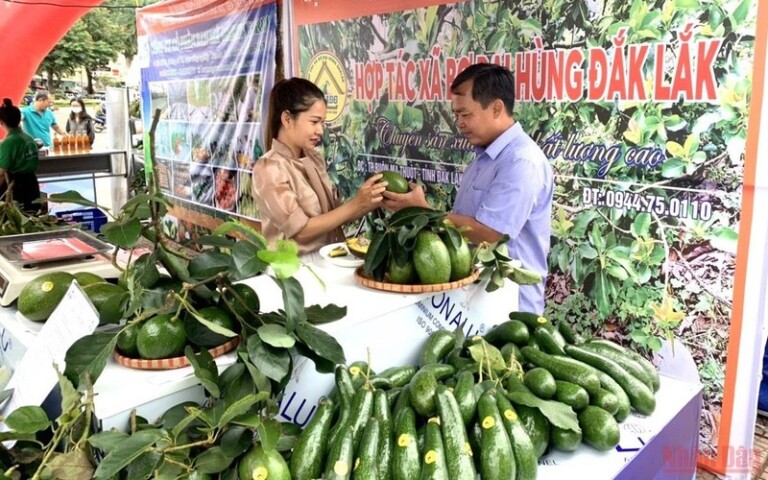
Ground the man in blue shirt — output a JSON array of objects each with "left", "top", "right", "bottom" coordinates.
[
  {"left": 382, "top": 63, "right": 554, "bottom": 313},
  {"left": 21, "top": 91, "right": 65, "bottom": 147}
]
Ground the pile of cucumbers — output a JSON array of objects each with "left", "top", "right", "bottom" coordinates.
[{"left": 288, "top": 311, "right": 659, "bottom": 479}]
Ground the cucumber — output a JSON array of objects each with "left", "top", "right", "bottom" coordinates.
[
  {"left": 564, "top": 345, "right": 655, "bottom": 416},
  {"left": 452, "top": 370, "right": 477, "bottom": 426},
  {"left": 508, "top": 311, "right": 553, "bottom": 332},
  {"left": 290, "top": 397, "right": 334, "bottom": 480},
  {"left": 477, "top": 390, "right": 515, "bottom": 480},
  {"left": 554, "top": 381, "right": 589, "bottom": 411},
  {"left": 523, "top": 367, "right": 557, "bottom": 399},
  {"left": 500, "top": 343, "right": 524, "bottom": 364},
  {"left": 374, "top": 390, "right": 394, "bottom": 480},
  {"left": 550, "top": 353, "right": 631, "bottom": 421},
  {"left": 533, "top": 327, "right": 566, "bottom": 356},
  {"left": 420, "top": 417, "right": 449, "bottom": 479},
  {"left": 377, "top": 365, "right": 418, "bottom": 388},
  {"left": 420, "top": 330, "right": 457, "bottom": 365},
  {"left": 324, "top": 426, "right": 355, "bottom": 480},
  {"left": 495, "top": 394, "right": 538, "bottom": 480},
  {"left": 590, "top": 388, "right": 619, "bottom": 415},
  {"left": 581, "top": 342, "right": 654, "bottom": 391},
  {"left": 514, "top": 404, "right": 550, "bottom": 458},
  {"left": 369, "top": 376, "right": 393, "bottom": 390},
  {"left": 349, "top": 361, "right": 373, "bottom": 389},
  {"left": 484, "top": 319, "right": 530, "bottom": 347},
  {"left": 506, "top": 375, "right": 532, "bottom": 394},
  {"left": 556, "top": 320, "right": 585, "bottom": 345},
  {"left": 334, "top": 364, "right": 356, "bottom": 405},
  {"left": 409, "top": 369, "right": 439, "bottom": 417},
  {"left": 386, "top": 387, "right": 404, "bottom": 409},
  {"left": 435, "top": 385, "right": 477, "bottom": 479},
  {"left": 550, "top": 425, "right": 582, "bottom": 452},
  {"left": 352, "top": 417, "right": 380, "bottom": 480},
  {"left": 392, "top": 407, "right": 421, "bottom": 480},
  {"left": 350, "top": 388, "right": 375, "bottom": 445},
  {"left": 521, "top": 347, "right": 601, "bottom": 396},
  {"left": 585, "top": 339, "right": 660, "bottom": 392},
  {"left": 578, "top": 406, "right": 621, "bottom": 451},
  {"left": 420, "top": 363, "right": 457, "bottom": 381}
]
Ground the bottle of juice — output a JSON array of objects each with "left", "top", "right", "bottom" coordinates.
[{"left": 52, "top": 134, "right": 61, "bottom": 153}]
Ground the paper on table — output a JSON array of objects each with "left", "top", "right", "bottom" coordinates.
[{"left": 0, "top": 282, "right": 99, "bottom": 443}]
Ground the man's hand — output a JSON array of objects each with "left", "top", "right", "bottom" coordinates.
[{"left": 382, "top": 182, "right": 431, "bottom": 212}]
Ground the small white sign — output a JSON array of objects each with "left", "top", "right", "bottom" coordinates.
[{"left": 0, "top": 282, "right": 99, "bottom": 438}]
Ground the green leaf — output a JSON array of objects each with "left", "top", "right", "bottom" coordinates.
[
  {"left": 220, "top": 426, "right": 252, "bottom": 458},
  {"left": 93, "top": 430, "right": 164, "bottom": 479},
  {"left": 89, "top": 431, "right": 129, "bottom": 454},
  {"left": 294, "top": 342, "right": 337, "bottom": 374},
  {"left": 363, "top": 230, "right": 390, "bottom": 277},
  {"left": 231, "top": 241, "right": 268, "bottom": 280},
  {"left": 467, "top": 340, "right": 506, "bottom": 375},
  {"left": 187, "top": 309, "right": 238, "bottom": 339},
  {"left": 195, "top": 235, "right": 237, "bottom": 248},
  {"left": 507, "top": 390, "right": 580, "bottom": 433},
  {"left": 605, "top": 264, "right": 629, "bottom": 281},
  {"left": 274, "top": 277, "right": 306, "bottom": 332},
  {"left": 731, "top": 0, "right": 750, "bottom": 26},
  {"left": 48, "top": 190, "right": 103, "bottom": 210},
  {"left": 57, "top": 370, "right": 80, "bottom": 417},
  {"left": 295, "top": 321, "right": 346, "bottom": 366},
  {"left": 218, "top": 393, "right": 267, "bottom": 428},
  {"left": 188, "top": 251, "right": 231, "bottom": 280},
  {"left": 304, "top": 304, "right": 347, "bottom": 325},
  {"left": 577, "top": 244, "right": 598, "bottom": 260},
  {"left": 170, "top": 407, "right": 203, "bottom": 440},
  {"left": 661, "top": 159, "right": 685, "bottom": 178},
  {"left": 257, "top": 250, "right": 301, "bottom": 279},
  {"left": 708, "top": 227, "right": 738, "bottom": 254},
  {"left": 593, "top": 271, "right": 612, "bottom": 318},
  {"left": 4, "top": 406, "right": 50, "bottom": 433},
  {"left": 185, "top": 346, "right": 220, "bottom": 398},
  {"left": 64, "top": 332, "right": 118, "bottom": 388},
  {"left": 508, "top": 266, "right": 542, "bottom": 285},
  {"left": 475, "top": 243, "right": 496, "bottom": 263},
  {"left": 101, "top": 217, "right": 142, "bottom": 248},
  {"left": 632, "top": 213, "right": 651, "bottom": 238},
  {"left": 213, "top": 220, "right": 267, "bottom": 248},
  {"left": 195, "top": 447, "right": 233, "bottom": 474},
  {"left": 126, "top": 451, "right": 162, "bottom": 480},
  {"left": 258, "top": 418, "right": 281, "bottom": 451},
  {"left": 258, "top": 325, "right": 296, "bottom": 348},
  {"left": 46, "top": 449, "right": 95, "bottom": 480},
  {"left": 246, "top": 335, "right": 291, "bottom": 382},
  {"left": 132, "top": 253, "right": 162, "bottom": 288}
]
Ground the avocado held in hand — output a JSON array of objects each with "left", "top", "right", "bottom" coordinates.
[{"left": 379, "top": 170, "right": 409, "bottom": 194}]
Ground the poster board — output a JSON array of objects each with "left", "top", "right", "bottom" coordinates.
[
  {"left": 136, "top": 0, "right": 277, "bottom": 222},
  {"left": 287, "top": 0, "right": 768, "bottom": 474}
]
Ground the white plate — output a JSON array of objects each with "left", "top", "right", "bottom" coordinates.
[{"left": 319, "top": 242, "right": 364, "bottom": 268}]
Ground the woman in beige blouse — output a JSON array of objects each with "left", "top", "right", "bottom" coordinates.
[{"left": 252, "top": 78, "right": 387, "bottom": 255}]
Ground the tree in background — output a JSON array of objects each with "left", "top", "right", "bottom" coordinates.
[{"left": 37, "top": 0, "right": 160, "bottom": 94}]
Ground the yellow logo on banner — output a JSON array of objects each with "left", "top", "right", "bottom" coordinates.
[{"left": 307, "top": 52, "right": 347, "bottom": 123}]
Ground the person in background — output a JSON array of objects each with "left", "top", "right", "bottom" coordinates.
[
  {"left": 382, "top": 63, "right": 554, "bottom": 314},
  {"left": 65, "top": 98, "right": 95, "bottom": 146},
  {"left": 21, "top": 91, "right": 65, "bottom": 147},
  {"left": 0, "top": 98, "right": 41, "bottom": 212},
  {"left": 252, "top": 77, "right": 387, "bottom": 256}
]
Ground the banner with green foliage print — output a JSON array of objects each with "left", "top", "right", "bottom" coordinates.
[{"left": 289, "top": 0, "right": 763, "bottom": 469}]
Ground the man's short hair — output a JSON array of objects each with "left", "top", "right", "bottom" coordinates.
[
  {"left": 450, "top": 63, "right": 516, "bottom": 116},
  {"left": 35, "top": 91, "right": 50, "bottom": 101}
]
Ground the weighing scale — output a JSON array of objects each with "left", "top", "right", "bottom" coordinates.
[{"left": 0, "top": 229, "right": 121, "bottom": 307}]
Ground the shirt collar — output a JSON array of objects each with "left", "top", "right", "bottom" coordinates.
[{"left": 474, "top": 122, "right": 522, "bottom": 161}]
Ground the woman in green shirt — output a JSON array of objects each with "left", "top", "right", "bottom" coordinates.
[{"left": 0, "top": 98, "right": 41, "bottom": 212}]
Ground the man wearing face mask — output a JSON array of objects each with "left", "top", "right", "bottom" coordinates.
[
  {"left": 65, "top": 98, "right": 96, "bottom": 146},
  {"left": 21, "top": 91, "right": 65, "bottom": 147}
]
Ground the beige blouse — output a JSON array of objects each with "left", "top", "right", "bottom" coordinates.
[{"left": 252, "top": 139, "right": 345, "bottom": 254}]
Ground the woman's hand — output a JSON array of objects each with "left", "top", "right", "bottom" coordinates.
[
  {"left": 351, "top": 173, "right": 387, "bottom": 216},
  {"left": 382, "top": 182, "right": 430, "bottom": 212}
]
